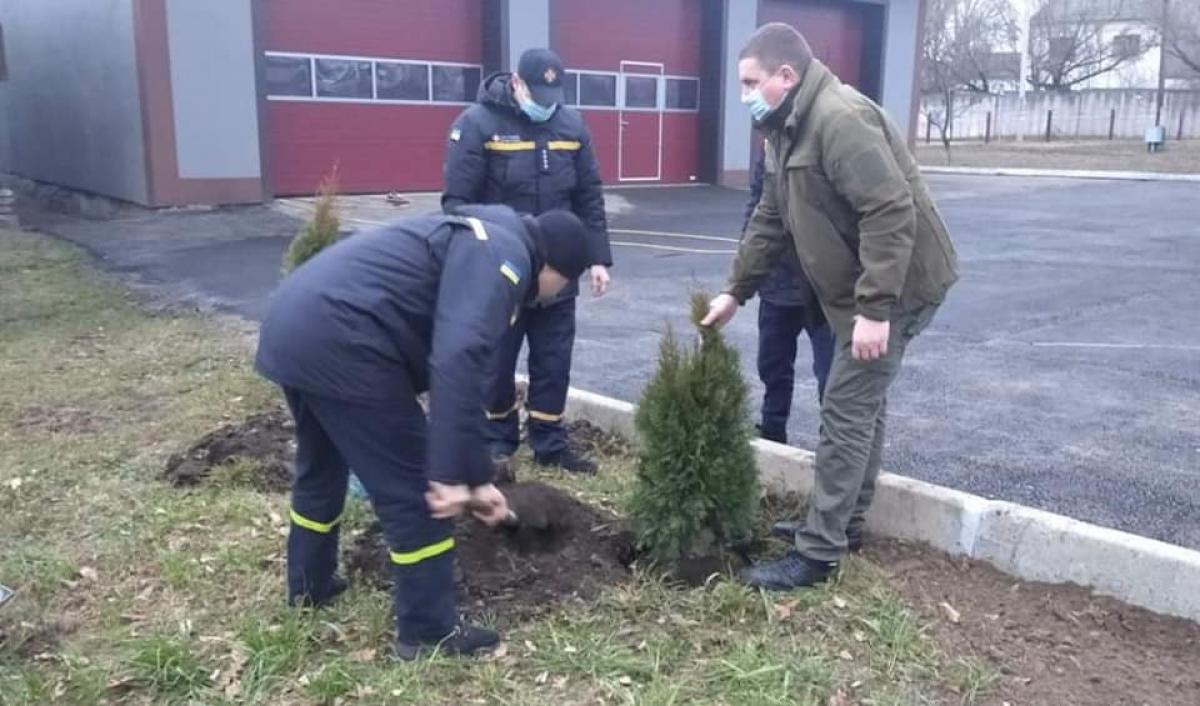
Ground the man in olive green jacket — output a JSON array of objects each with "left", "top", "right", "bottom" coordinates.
[{"left": 703, "top": 23, "right": 958, "bottom": 590}]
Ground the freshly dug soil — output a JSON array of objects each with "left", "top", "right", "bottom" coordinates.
[
  {"left": 660, "top": 551, "right": 748, "bottom": 588},
  {"left": 346, "top": 482, "right": 635, "bottom": 623},
  {"left": 866, "top": 537, "right": 1200, "bottom": 706},
  {"left": 566, "top": 419, "right": 635, "bottom": 458},
  {"left": 163, "top": 409, "right": 293, "bottom": 492}
]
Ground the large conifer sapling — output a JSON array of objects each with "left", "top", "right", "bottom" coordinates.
[{"left": 630, "top": 292, "right": 760, "bottom": 564}]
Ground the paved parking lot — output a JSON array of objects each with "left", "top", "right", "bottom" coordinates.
[{"left": 29, "top": 174, "right": 1200, "bottom": 550}]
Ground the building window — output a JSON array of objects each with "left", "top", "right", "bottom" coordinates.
[
  {"left": 579, "top": 73, "right": 617, "bottom": 107},
  {"left": 563, "top": 71, "right": 579, "bottom": 105},
  {"left": 315, "top": 58, "right": 373, "bottom": 99},
  {"left": 264, "top": 55, "right": 313, "bottom": 97},
  {"left": 431, "top": 64, "right": 481, "bottom": 103},
  {"left": 264, "top": 53, "right": 481, "bottom": 105},
  {"left": 376, "top": 61, "right": 429, "bottom": 101},
  {"left": 624, "top": 75, "right": 659, "bottom": 109},
  {"left": 1112, "top": 34, "right": 1141, "bottom": 59},
  {"left": 665, "top": 78, "right": 699, "bottom": 110}
]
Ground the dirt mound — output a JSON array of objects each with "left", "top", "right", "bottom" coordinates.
[
  {"left": 163, "top": 409, "right": 293, "bottom": 492},
  {"left": 867, "top": 538, "right": 1200, "bottom": 706},
  {"left": 347, "top": 482, "right": 634, "bottom": 623},
  {"left": 567, "top": 419, "right": 634, "bottom": 458}
]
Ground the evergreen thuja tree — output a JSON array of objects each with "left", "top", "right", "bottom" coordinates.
[
  {"left": 630, "top": 293, "right": 760, "bottom": 563},
  {"left": 282, "top": 169, "right": 341, "bottom": 274}
]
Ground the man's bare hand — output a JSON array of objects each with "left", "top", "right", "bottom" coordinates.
[
  {"left": 852, "top": 316, "right": 890, "bottom": 361},
  {"left": 468, "top": 484, "right": 510, "bottom": 527},
  {"left": 425, "top": 481, "right": 471, "bottom": 519},
  {"left": 590, "top": 265, "right": 611, "bottom": 297},
  {"left": 700, "top": 293, "right": 739, "bottom": 328}
]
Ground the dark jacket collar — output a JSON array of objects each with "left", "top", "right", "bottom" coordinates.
[{"left": 783, "top": 60, "right": 837, "bottom": 137}]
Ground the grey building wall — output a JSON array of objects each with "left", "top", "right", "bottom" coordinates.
[
  {"left": 165, "top": 0, "right": 261, "bottom": 180},
  {"left": 0, "top": 0, "right": 149, "bottom": 204},
  {"left": 880, "top": 0, "right": 921, "bottom": 141},
  {"left": 504, "top": 0, "right": 550, "bottom": 71},
  {"left": 719, "top": 0, "right": 758, "bottom": 187}
]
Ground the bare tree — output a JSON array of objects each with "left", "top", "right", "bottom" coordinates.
[
  {"left": 922, "top": 0, "right": 1018, "bottom": 158},
  {"left": 1028, "top": 0, "right": 1156, "bottom": 90},
  {"left": 1166, "top": 1, "right": 1200, "bottom": 77}
]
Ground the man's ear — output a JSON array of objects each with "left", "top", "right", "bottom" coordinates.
[{"left": 779, "top": 64, "right": 799, "bottom": 87}]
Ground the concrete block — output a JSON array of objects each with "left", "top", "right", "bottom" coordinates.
[
  {"left": 753, "top": 439, "right": 815, "bottom": 497},
  {"left": 562, "top": 385, "right": 1200, "bottom": 622},
  {"left": 865, "top": 472, "right": 990, "bottom": 556},
  {"left": 975, "top": 502, "right": 1200, "bottom": 622},
  {"left": 564, "top": 387, "right": 638, "bottom": 441}
]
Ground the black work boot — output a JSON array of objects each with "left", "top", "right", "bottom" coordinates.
[
  {"left": 740, "top": 551, "right": 837, "bottom": 591},
  {"left": 393, "top": 623, "right": 501, "bottom": 661},
  {"left": 756, "top": 423, "right": 787, "bottom": 445},
  {"left": 289, "top": 574, "right": 349, "bottom": 609},
  {"left": 535, "top": 448, "right": 597, "bottom": 475},
  {"left": 770, "top": 521, "right": 863, "bottom": 553}
]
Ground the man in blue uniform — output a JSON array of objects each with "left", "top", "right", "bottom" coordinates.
[
  {"left": 744, "top": 144, "right": 835, "bottom": 446},
  {"left": 255, "top": 205, "right": 597, "bottom": 659},
  {"left": 443, "top": 48, "right": 612, "bottom": 475}
]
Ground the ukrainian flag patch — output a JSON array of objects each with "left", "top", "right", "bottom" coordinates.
[{"left": 500, "top": 261, "right": 522, "bottom": 285}]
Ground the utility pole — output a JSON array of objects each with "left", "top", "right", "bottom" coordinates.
[
  {"left": 1156, "top": 0, "right": 1170, "bottom": 127},
  {"left": 1017, "top": 0, "right": 1033, "bottom": 141}
]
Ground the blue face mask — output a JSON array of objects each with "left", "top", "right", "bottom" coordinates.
[
  {"left": 520, "top": 98, "right": 557, "bottom": 123},
  {"left": 741, "top": 88, "right": 774, "bottom": 123}
]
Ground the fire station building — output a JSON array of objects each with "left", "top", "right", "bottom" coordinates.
[{"left": 0, "top": 0, "right": 925, "bottom": 206}]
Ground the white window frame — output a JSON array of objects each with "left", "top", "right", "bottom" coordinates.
[
  {"left": 311, "top": 56, "right": 374, "bottom": 101},
  {"left": 574, "top": 69, "right": 621, "bottom": 111},
  {"left": 620, "top": 72, "right": 663, "bottom": 113},
  {"left": 618, "top": 60, "right": 665, "bottom": 182},
  {"left": 663, "top": 75, "right": 701, "bottom": 113},
  {"left": 566, "top": 67, "right": 701, "bottom": 114},
  {"left": 263, "top": 50, "right": 481, "bottom": 106},
  {"left": 373, "top": 59, "right": 433, "bottom": 102}
]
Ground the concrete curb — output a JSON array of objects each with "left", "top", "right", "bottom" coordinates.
[
  {"left": 564, "top": 386, "right": 1200, "bottom": 623},
  {"left": 921, "top": 165, "right": 1200, "bottom": 183}
]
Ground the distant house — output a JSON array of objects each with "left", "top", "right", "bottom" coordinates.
[
  {"left": 974, "top": 51, "right": 1022, "bottom": 93},
  {"left": 1028, "top": 0, "right": 1198, "bottom": 90}
]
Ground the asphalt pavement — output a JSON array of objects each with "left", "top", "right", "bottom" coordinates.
[{"left": 25, "top": 174, "right": 1200, "bottom": 550}]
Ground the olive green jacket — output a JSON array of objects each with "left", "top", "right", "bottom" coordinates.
[{"left": 727, "top": 61, "right": 958, "bottom": 339}]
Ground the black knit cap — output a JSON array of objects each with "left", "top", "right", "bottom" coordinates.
[{"left": 524, "top": 210, "right": 593, "bottom": 280}]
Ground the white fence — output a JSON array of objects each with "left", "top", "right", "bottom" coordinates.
[{"left": 919, "top": 89, "right": 1200, "bottom": 141}]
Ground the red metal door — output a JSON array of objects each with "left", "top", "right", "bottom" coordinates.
[{"left": 618, "top": 61, "right": 664, "bottom": 181}]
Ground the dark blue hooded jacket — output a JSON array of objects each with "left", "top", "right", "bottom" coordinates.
[
  {"left": 442, "top": 72, "right": 612, "bottom": 305},
  {"left": 255, "top": 205, "right": 536, "bottom": 487}
]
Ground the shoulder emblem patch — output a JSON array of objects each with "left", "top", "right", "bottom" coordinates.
[
  {"left": 500, "top": 260, "right": 522, "bottom": 286},
  {"left": 449, "top": 128, "right": 462, "bottom": 142}
]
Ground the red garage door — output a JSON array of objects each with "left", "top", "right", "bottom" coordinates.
[
  {"left": 553, "top": 0, "right": 704, "bottom": 184},
  {"left": 759, "top": 0, "right": 868, "bottom": 87},
  {"left": 261, "top": 0, "right": 482, "bottom": 196}
]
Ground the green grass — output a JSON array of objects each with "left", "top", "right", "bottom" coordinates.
[
  {"left": 0, "top": 229, "right": 998, "bottom": 706},
  {"left": 125, "top": 635, "right": 212, "bottom": 701}
]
